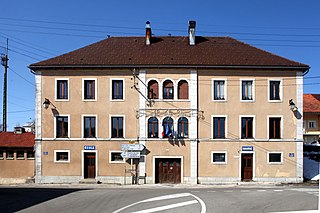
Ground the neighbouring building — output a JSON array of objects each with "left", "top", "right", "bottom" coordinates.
[
  {"left": 0, "top": 127, "right": 35, "bottom": 184},
  {"left": 29, "top": 21, "right": 309, "bottom": 184},
  {"left": 303, "top": 94, "right": 320, "bottom": 144}
]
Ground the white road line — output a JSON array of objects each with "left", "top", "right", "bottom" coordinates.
[
  {"left": 241, "top": 190, "right": 250, "bottom": 192},
  {"left": 224, "top": 190, "right": 233, "bottom": 193},
  {"left": 113, "top": 192, "right": 207, "bottom": 213},
  {"left": 131, "top": 200, "right": 198, "bottom": 213},
  {"left": 274, "top": 190, "right": 283, "bottom": 192},
  {"left": 207, "top": 190, "right": 216, "bottom": 193},
  {"left": 257, "top": 190, "right": 266, "bottom": 192}
]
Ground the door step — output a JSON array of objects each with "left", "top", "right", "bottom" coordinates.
[{"left": 79, "top": 179, "right": 97, "bottom": 184}]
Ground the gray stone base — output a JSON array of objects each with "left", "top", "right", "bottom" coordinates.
[
  {"left": 198, "top": 177, "right": 240, "bottom": 184},
  {"left": 0, "top": 178, "right": 31, "bottom": 184}
]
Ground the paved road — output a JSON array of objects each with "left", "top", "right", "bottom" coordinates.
[{"left": 0, "top": 184, "right": 318, "bottom": 213}]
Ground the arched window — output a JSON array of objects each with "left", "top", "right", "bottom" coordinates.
[
  {"left": 148, "top": 80, "right": 158, "bottom": 99},
  {"left": 178, "top": 117, "right": 188, "bottom": 138},
  {"left": 148, "top": 117, "right": 158, "bottom": 138},
  {"left": 178, "top": 80, "right": 188, "bottom": 99},
  {"left": 162, "top": 117, "right": 174, "bottom": 138},
  {"left": 163, "top": 80, "right": 174, "bottom": 99}
]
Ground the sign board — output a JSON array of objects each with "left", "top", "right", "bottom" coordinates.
[
  {"left": 121, "top": 151, "right": 141, "bottom": 159},
  {"left": 242, "top": 146, "right": 254, "bottom": 151},
  {"left": 84, "top": 145, "right": 96, "bottom": 150},
  {"left": 289, "top": 153, "right": 295, "bottom": 157},
  {"left": 121, "top": 144, "right": 145, "bottom": 151},
  {"left": 43, "top": 152, "right": 48, "bottom": 155}
]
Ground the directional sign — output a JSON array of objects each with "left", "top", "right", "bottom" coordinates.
[
  {"left": 121, "top": 151, "right": 141, "bottom": 159},
  {"left": 121, "top": 144, "right": 145, "bottom": 151}
]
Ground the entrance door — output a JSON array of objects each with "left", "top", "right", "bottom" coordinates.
[
  {"left": 84, "top": 153, "right": 96, "bottom": 179},
  {"left": 241, "top": 154, "right": 253, "bottom": 181},
  {"left": 156, "top": 158, "right": 181, "bottom": 184}
]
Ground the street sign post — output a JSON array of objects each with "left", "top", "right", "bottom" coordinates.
[
  {"left": 121, "top": 151, "right": 141, "bottom": 159},
  {"left": 121, "top": 144, "right": 145, "bottom": 151}
]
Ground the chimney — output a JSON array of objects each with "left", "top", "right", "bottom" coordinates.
[
  {"left": 146, "top": 21, "right": 151, "bottom": 45},
  {"left": 188, "top": 20, "right": 196, "bottom": 45}
]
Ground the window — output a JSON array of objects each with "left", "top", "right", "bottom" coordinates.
[
  {"left": 211, "top": 152, "right": 227, "bottom": 164},
  {"left": 241, "top": 80, "right": 253, "bottom": 100},
  {"left": 83, "top": 79, "right": 96, "bottom": 100},
  {"left": 6, "top": 150, "right": 14, "bottom": 159},
  {"left": 269, "top": 80, "right": 281, "bottom": 101},
  {"left": 112, "top": 79, "right": 124, "bottom": 100},
  {"left": 148, "top": 80, "right": 159, "bottom": 99},
  {"left": 56, "top": 116, "right": 69, "bottom": 138},
  {"left": 27, "top": 151, "right": 35, "bottom": 159},
  {"left": 111, "top": 116, "right": 124, "bottom": 138},
  {"left": 213, "top": 80, "right": 225, "bottom": 100},
  {"left": 0, "top": 150, "right": 4, "bottom": 159},
  {"left": 83, "top": 116, "right": 96, "bottom": 138},
  {"left": 56, "top": 79, "right": 68, "bottom": 100},
  {"left": 213, "top": 117, "right": 226, "bottom": 139},
  {"left": 17, "top": 150, "right": 25, "bottom": 159},
  {"left": 269, "top": 117, "right": 281, "bottom": 139},
  {"left": 308, "top": 121, "right": 317, "bottom": 129},
  {"left": 241, "top": 117, "right": 254, "bottom": 139},
  {"left": 162, "top": 117, "right": 174, "bottom": 138},
  {"left": 109, "top": 151, "right": 125, "bottom": 163},
  {"left": 178, "top": 80, "right": 188, "bottom": 99},
  {"left": 163, "top": 80, "right": 174, "bottom": 99},
  {"left": 54, "top": 150, "right": 70, "bottom": 163},
  {"left": 268, "top": 152, "right": 282, "bottom": 164},
  {"left": 148, "top": 117, "right": 159, "bottom": 138},
  {"left": 178, "top": 117, "right": 188, "bottom": 138}
]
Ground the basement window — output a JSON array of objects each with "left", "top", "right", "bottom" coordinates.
[
  {"left": 268, "top": 152, "right": 283, "bottom": 164},
  {"left": 54, "top": 150, "right": 70, "bottom": 163}
]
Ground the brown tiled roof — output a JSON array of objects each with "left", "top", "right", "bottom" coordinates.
[
  {"left": 0, "top": 132, "right": 35, "bottom": 148},
  {"left": 29, "top": 36, "right": 309, "bottom": 69},
  {"left": 304, "top": 94, "right": 320, "bottom": 113}
]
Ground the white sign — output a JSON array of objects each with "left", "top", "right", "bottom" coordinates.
[
  {"left": 121, "top": 144, "right": 145, "bottom": 151},
  {"left": 121, "top": 151, "right": 141, "bottom": 159}
]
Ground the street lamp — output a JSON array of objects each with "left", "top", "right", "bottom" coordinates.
[
  {"left": 289, "top": 99, "right": 298, "bottom": 111},
  {"left": 43, "top": 98, "right": 56, "bottom": 109}
]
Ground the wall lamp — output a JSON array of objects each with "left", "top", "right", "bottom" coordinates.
[
  {"left": 43, "top": 98, "right": 56, "bottom": 109},
  {"left": 289, "top": 99, "right": 298, "bottom": 111}
]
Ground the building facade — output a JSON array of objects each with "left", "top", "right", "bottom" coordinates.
[
  {"left": 0, "top": 128, "right": 35, "bottom": 184},
  {"left": 303, "top": 94, "right": 320, "bottom": 144},
  {"left": 29, "top": 21, "right": 309, "bottom": 184}
]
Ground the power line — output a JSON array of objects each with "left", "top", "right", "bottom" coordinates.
[{"left": 8, "top": 67, "right": 34, "bottom": 86}]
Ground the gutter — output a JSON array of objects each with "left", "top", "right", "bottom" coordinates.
[{"left": 28, "top": 64, "right": 310, "bottom": 71}]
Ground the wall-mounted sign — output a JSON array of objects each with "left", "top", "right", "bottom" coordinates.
[
  {"left": 289, "top": 153, "right": 294, "bottom": 157},
  {"left": 84, "top": 145, "right": 96, "bottom": 150},
  {"left": 121, "top": 151, "right": 141, "bottom": 159},
  {"left": 121, "top": 144, "right": 145, "bottom": 151},
  {"left": 43, "top": 152, "right": 48, "bottom": 155},
  {"left": 242, "top": 146, "right": 254, "bottom": 151}
]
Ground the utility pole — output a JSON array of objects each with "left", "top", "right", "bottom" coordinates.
[{"left": 1, "top": 39, "right": 8, "bottom": 132}]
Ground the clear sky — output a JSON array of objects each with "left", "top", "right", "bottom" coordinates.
[{"left": 0, "top": 0, "right": 319, "bottom": 130}]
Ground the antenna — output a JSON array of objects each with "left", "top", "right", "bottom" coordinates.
[{"left": 1, "top": 39, "right": 8, "bottom": 132}]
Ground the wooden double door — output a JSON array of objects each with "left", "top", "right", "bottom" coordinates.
[
  {"left": 241, "top": 154, "right": 253, "bottom": 181},
  {"left": 156, "top": 158, "right": 181, "bottom": 184},
  {"left": 84, "top": 153, "right": 96, "bottom": 179}
]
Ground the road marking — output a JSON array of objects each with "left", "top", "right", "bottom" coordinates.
[
  {"left": 132, "top": 200, "right": 198, "bottom": 213},
  {"left": 257, "top": 190, "right": 266, "bottom": 192},
  {"left": 207, "top": 190, "right": 216, "bottom": 193},
  {"left": 273, "top": 190, "right": 283, "bottom": 192},
  {"left": 113, "top": 192, "right": 206, "bottom": 213},
  {"left": 224, "top": 190, "right": 233, "bottom": 193}
]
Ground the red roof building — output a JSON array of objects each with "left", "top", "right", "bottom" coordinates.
[{"left": 303, "top": 94, "right": 320, "bottom": 144}]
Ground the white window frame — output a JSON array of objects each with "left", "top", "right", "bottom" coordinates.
[
  {"left": 82, "top": 115, "right": 98, "bottom": 139},
  {"left": 240, "top": 79, "right": 255, "bottom": 102},
  {"left": 82, "top": 78, "right": 97, "bottom": 101},
  {"left": 54, "top": 150, "right": 70, "bottom": 163},
  {"left": 268, "top": 79, "right": 282, "bottom": 102},
  {"left": 211, "top": 115, "right": 228, "bottom": 140},
  {"left": 109, "top": 115, "right": 125, "bottom": 139},
  {"left": 109, "top": 151, "right": 125, "bottom": 163},
  {"left": 267, "top": 115, "right": 283, "bottom": 140},
  {"left": 54, "top": 114, "right": 70, "bottom": 138},
  {"left": 308, "top": 120, "right": 317, "bottom": 129},
  {"left": 110, "top": 78, "right": 125, "bottom": 101},
  {"left": 55, "top": 78, "right": 69, "bottom": 101},
  {"left": 212, "top": 78, "right": 227, "bottom": 102},
  {"left": 267, "top": 152, "right": 283, "bottom": 165},
  {"left": 211, "top": 151, "right": 227, "bottom": 164},
  {"left": 177, "top": 78, "right": 190, "bottom": 100},
  {"left": 239, "top": 115, "right": 256, "bottom": 140},
  {"left": 161, "top": 78, "right": 175, "bottom": 100},
  {"left": 16, "top": 150, "right": 25, "bottom": 160}
]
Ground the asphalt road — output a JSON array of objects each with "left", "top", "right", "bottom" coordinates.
[{"left": 0, "top": 184, "right": 318, "bottom": 213}]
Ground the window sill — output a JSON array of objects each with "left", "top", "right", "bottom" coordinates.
[
  {"left": 17, "top": 158, "right": 25, "bottom": 160},
  {"left": 27, "top": 157, "right": 35, "bottom": 160},
  {"left": 109, "top": 161, "right": 125, "bottom": 164},
  {"left": 55, "top": 99, "right": 69, "bottom": 102},
  {"left": 54, "top": 161, "right": 70, "bottom": 163},
  {"left": 6, "top": 158, "right": 14, "bottom": 160},
  {"left": 267, "top": 162, "right": 283, "bottom": 165},
  {"left": 211, "top": 162, "right": 227, "bottom": 165}
]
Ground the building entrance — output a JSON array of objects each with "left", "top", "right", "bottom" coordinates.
[
  {"left": 155, "top": 158, "right": 181, "bottom": 184},
  {"left": 241, "top": 153, "right": 253, "bottom": 181},
  {"left": 84, "top": 153, "right": 96, "bottom": 179}
]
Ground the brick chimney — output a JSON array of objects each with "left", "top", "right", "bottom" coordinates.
[
  {"left": 188, "top": 20, "right": 196, "bottom": 45},
  {"left": 146, "top": 21, "right": 151, "bottom": 45}
]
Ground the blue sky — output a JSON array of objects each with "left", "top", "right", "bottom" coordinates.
[{"left": 0, "top": 0, "right": 319, "bottom": 130}]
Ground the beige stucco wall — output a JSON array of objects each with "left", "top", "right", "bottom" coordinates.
[{"left": 0, "top": 151, "right": 34, "bottom": 178}]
